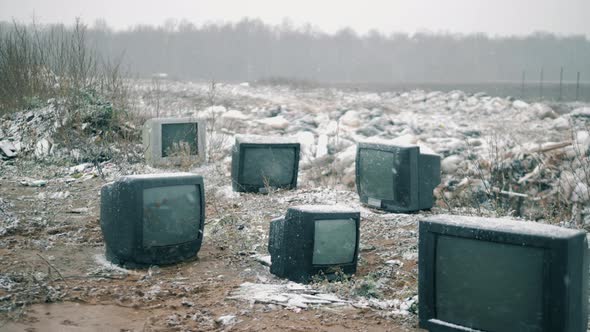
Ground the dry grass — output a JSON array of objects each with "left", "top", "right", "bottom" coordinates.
[{"left": 0, "top": 19, "right": 128, "bottom": 116}]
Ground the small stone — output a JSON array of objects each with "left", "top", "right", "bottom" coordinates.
[
  {"left": 441, "top": 155, "right": 463, "bottom": 174},
  {"left": 257, "top": 116, "right": 289, "bottom": 130},
  {"left": 216, "top": 315, "right": 237, "bottom": 326},
  {"left": 34, "top": 138, "right": 52, "bottom": 157},
  {"left": 67, "top": 207, "right": 88, "bottom": 214},
  {"left": 181, "top": 298, "right": 194, "bottom": 307},
  {"left": 512, "top": 100, "right": 529, "bottom": 109},
  {"left": 221, "top": 110, "right": 249, "bottom": 121},
  {"left": 21, "top": 179, "right": 47, "bottom": 187},
  {"left": 340, "top": 110, "right": 362, "bottom": 127},
  {"left": 551, "top": 117, "right": 569, "bottom": 130}
]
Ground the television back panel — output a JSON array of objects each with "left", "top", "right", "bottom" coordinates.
[
  {"left": 419, "top": 215, "right": 589, "bottom": 332},
  {"left": 231, "top": 135, "right": 300, "bottom": 193},
  {"left": 268, "top": 217, "right": 286, "bottom": 277},
  {"left": 418, "top": 153, "right": 441, "bottom": 210},
  {"left": 143, "top": 117, "right": 207, "bottom": 167}
]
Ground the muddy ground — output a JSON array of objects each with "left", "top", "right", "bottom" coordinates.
[
  {"left": 0, "top": 159, "right": 435, "bottom": 332},
  {"left": 3, "top": 81, "right": 589, "bottom": 331}
]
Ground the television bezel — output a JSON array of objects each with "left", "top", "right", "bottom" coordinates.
[
  {"left": 269, "top": 206, "right": 361, "bottom": 283},
  {"left": 142, "top": 117, "right": 207, "bottom": 167},
  {"left": 231, "top": 137, "right": 301, "bottom": 193},
  {"left": 418, "top": 215, "right": 588, "bottom": 332},
  {"left": 101, "top": 173, "right": 206, "bottom": 267},
  {"left": 355, "top": 142, "right": 420, "bottom": 212}
]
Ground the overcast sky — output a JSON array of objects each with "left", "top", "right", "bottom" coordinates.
[{"left": 1, "top": 0, "right": 589, "bottom": 36}]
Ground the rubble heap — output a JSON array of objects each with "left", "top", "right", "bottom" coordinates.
[
  {"left": 0, "top": 97, "right": 141, "bottom": 164},
  {"left": 138, "top": 81, "right": 588, "bottom": 224}
]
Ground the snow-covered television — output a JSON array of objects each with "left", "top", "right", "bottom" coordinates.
[
  {"left": 231, "top": 135, "right": 300, "bottom": 193},
  {"left": 100, "top": 173, "right": 205, "bottom": 267},
  {"left": 356, "top": 142, "right": 440, "bottom": 212},
  {"left": 419, "top": 215, "right": 589, "bottom": 332},
  {"left": 268, "top": 205, "right": 360, "bottom": 283},
  {"left": 142, "top": 117, "right": 206, "bottom": 167}
]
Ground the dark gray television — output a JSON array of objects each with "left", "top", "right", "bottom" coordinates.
[
  {"left": 355, "top": 142, "right": 440, "bottom": 212},
  {"left": 100, "top": 173, "right": 205, "bottom": 267},
  {"left": 419, "top": 215, "right": 589, "bottom": 332},
  {"left": 268, "top": 205, "right": 360, "bottom": 283},
  {"left": 231, "top": 135, "right": 300, "bottom": 193}
]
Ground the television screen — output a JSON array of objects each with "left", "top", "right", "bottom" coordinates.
[
  {"left": 241, "top": 147, "right": 296, "bottom": 186},
  {"left": 100, "top": 173, "right": 205, "bottom": 267},
  {"left": 231, "top": 135, "right": 300, "bottom": 193},
  {"left": 268, "top": 205, "right": 360, "bottom": 283},
  {"left": 435, "top": 235, "right": 544, "bottom": 331},
  {"left": 356, "top": 142, "right": 440, "bottom": 212},
  {"left": 313, "top": 219, "right": 357, "bottom": 265},
  {"left": 143, "top": 184, "right": 201, "bottom": 247},
  {"left": 142, "top": 117, "right": 206, "bottom": 166},
  {"left": 419, "top": 215, "right": 589, "bottom": 332},
  {"left": 358, "top": 147, "right": 409, "bottom": 204},
  {"left": 161, "top": 123, "right": 199, "bottom": 157}
]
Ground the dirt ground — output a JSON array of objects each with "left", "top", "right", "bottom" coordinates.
[
  {"left": 3, "top": 77, "right": 590, "bottom": 331},
  {"left": 0, "top": 161, "right": 427, "bottom": 332}
]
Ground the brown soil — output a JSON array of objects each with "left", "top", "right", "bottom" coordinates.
[{"left": 0, "top": 165, "right": 424, "bottom": 331}]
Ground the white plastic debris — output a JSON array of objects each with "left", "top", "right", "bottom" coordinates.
[
  {"left": 215, "top": 315, "right": 237, "bottom": 326},
  {"left": 20, "top": 179, "right": 48, "bottom": 187}
]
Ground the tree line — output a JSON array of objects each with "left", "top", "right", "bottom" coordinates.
[{"left": 2, "top": 18, "right": 590, "bottom": 83}]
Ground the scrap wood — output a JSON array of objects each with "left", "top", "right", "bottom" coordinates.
[
  {"left": 529, "top": 141, "right": 572, "bottom": 154},
  {"left": 227, "top": 282, "right": 350, "bottom": 309},
  {"left": 518, "top": 165, "right": 542, "bottom": 184},
  {"left": 491, "top": 187, "right": 529, "bottom": 198}
]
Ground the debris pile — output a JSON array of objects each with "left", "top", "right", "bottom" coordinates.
[
  {"left": 0, "top": 198, "right": 19, "bottom": 237},
  {"left": 228, "top": 282, "right": 350, "bottom": 309},
  {"left": 0, "top": 99, "right": 142, "bottom": 165},
  {"left": 228, "top": 282, "right": 417, "bottom": 316},
  {"left": 1, "top": 80, "right": 590, "bottom": 330},
  {"left": 137, "top": 81, "right": 589, "bottom": 223}
]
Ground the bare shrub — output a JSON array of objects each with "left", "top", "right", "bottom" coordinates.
[
  {"left": 0, "top": 19, "right": 128, "bottom": 117},
  {"left": 444, "top": 128, "right": 590, "bottom": 226},
  {"left": 0, "top": 19, "right": 138, "bottom": 166}
]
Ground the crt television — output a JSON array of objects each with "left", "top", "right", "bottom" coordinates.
[
  {"left": 231, "top": 135, "right": 300, "bottom": 193},
  {"left": 142, "top": 117, "right": 207, "bottom": 166},
  {"left": 356, "top": 142, "right": 440, "bottom": 213},
  {"left": 100, "top": 173, "right": 206, "bottom": 267},
  {"left": 268, "top": 205, "right": 360, "bottom": 283},
  {"left": 419, "top": 215, "right": 589, "bottom": 332}
]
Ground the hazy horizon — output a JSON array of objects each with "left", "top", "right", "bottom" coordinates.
[{"left": 1, "top": 0, "right": 590, "bottom": 37}]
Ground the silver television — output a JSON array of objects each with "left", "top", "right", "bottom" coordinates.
[{"left": 142, "top": 117, "right": 207, "bottom": 167}]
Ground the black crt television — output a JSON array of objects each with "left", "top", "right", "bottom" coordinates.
[
  {"left": 231, "top": 135, "right": 300, "bottom": 193},
  {"left": 268, "top": 205, "right": 360, "bottom": 283},
  {"left": 419, "top": 215, "right": 589, "bottom": 332},
  {"left": 100, "top": 173, "right": 205, "bottom": 267},
  {"left": 355, "top": 142, "right": 440, "bottom": 213}
]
